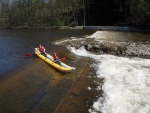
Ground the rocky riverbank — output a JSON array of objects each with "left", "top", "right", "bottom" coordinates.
[{"left": 60, "top": 38, "right": 150, "bottom": 59}]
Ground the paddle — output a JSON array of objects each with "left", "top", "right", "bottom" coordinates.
[
  {"left": 24, "top": 53, "right": 31, "bottom": 59},
  {"left": 61, "top": 57, "right": 66, "bottom": 61},
  {"left": 24, "top": 53, "right": 31, "bottom": 57}
]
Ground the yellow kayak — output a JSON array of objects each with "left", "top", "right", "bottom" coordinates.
[{"left": 35, "top": 48, "right": 75, "bottom": 73}]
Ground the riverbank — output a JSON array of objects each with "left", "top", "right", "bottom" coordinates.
[
  {"left": 1, "top": 25, "right": 150, "bottom": 32},
  {"left": 0, "top": 26, "right": 84, "bottom": 30}
]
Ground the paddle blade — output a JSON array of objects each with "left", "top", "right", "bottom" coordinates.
[
  {"left": 24, "top": 53, "right": 31, "bottom": 56},
  {"left": 61, "top": 57, "right": 66, "bottom": 61}
]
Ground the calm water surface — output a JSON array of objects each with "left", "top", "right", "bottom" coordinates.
[{"left": 0, "top": 29, "right": 95, "bottom": 77}]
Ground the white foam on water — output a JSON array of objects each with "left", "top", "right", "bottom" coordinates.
[
  {"left": 54, "top": 37, "right": 80, "bottom": 45},
  {"left": 68, "top": 46, "right": 150, "bottom": 113}
]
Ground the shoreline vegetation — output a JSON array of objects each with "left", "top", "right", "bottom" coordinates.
[
  {"left": 0, "top": 26, "right": 150, "bottom": 32},
  {"left": 0, "top": 25, "right": 83, "bottom": 30},
  {"left": 0, "top": 0, "right": 149, "bottom": 29}
]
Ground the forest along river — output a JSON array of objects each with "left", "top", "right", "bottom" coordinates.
[
  {"left": 63, "top": 31, "right": 150, "bottom": 113},
  {"left": 0, "top": 29, "right": 95, "bottom": 77}
]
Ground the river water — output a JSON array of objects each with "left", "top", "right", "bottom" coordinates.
[
  {"left": 67, "top": 31, "right": 150, "bottom": 113},
  {"left": 0, "top": 29, "right": 150, "bottom": 113},
  {"left": 0, "top": 29, "right": 95, "bottom": 77}
]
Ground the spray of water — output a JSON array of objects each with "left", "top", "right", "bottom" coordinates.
[{"left": 68, "top": 45, "right": 150, "bottom": 113}]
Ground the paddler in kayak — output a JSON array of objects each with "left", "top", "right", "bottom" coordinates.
[
  {"left": 52, "top": 52, "right": 61, "bottom": 65},
  {"left": 38, "top": 44, "right": 47, "bottom": 57}
]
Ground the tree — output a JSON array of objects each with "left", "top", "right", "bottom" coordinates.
[
  {"left": 129, "top": 0, "right": 150, "bottom": 26},
  {"left": 0, "top": 0, "right": 149, "bottom": 27}
]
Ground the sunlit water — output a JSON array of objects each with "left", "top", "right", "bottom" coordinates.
[
  {"left": 67, "top": 31, "right": 150, "bottom": 113},
  {"left": 0, "top": 29, "right": 95, "bottom": 77}
]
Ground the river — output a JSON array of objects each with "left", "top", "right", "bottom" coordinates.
[
  {"left": 0, "top": 29, "right": 150, "bottom": 113},
  {"left": 67, "top": 31, "right": 150, "bottom": 113},
  {"left": 0, "top": 29, "right": 95, "bottom": 77}
]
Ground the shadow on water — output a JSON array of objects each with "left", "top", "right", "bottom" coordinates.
[{"left": 0, "top": 47, "right": 99, "bottom": 113}]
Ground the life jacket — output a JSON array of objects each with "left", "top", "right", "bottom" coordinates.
[
  {"left": 39, "top": 46, "right": 45, "bottom": 52},
  {"left": 53, "top": 55, "right": 58, "bottom": 60},
  {"left": 53, "top": 53, "right": 58, "bottom": 60}
]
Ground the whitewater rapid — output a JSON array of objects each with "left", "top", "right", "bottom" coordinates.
[{"left": 68, "top": 45, "right": 150, "bottom": 113}]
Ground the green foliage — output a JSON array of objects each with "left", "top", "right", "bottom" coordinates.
[
  {"left": 54, "top": 18, "right": 65, "bottom": 26},
  {"left": 0, "top": 0, "right": 81, "bottom": 27},
  {"left": 0, "top": 0, "right": 149, "bottom": 27},
  {"left": 129, "top": 0, "right": 150, "bottom": 26},
  {"left": 43, "top": 16, "right": 65, "bottom": 26}
]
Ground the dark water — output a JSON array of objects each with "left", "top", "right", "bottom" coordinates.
[{"left": 0, "top": 29, "right": 95, "bottom": 77}]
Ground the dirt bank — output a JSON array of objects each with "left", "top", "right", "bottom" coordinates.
[{"left": 0, "top": 48, "right": 102, "bottom": 113}]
